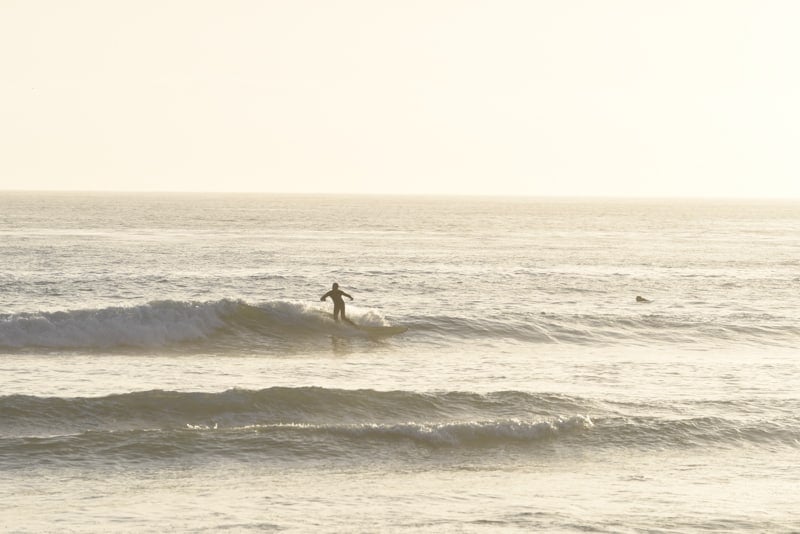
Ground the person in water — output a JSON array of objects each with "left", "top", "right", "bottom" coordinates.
[
  {"left": 636, "top": 295, "right": 651, "bottom": 303},
  {"left": 320, "top": 283, "right": 354, "bottom": 323}
]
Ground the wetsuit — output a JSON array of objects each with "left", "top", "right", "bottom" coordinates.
[{"left": 321, "top": 288, "right": 353, "bottom": 322}]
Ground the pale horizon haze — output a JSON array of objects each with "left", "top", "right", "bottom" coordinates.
[{"left": 2, "top": 1, "right": 799, "bottom": 198}]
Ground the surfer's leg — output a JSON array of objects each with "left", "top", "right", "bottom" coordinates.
[
  {"left": 333, "top": 303, "right": 342, "bottom": 321},
  {"left": 340, "top": 305, "right": 355, "bottom": 325}
]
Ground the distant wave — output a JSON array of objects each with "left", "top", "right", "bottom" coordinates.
[
  {"left": 1, "top": 299, "right": 798, "bottom": 352},
  {"left": 2, "top": 388, "right": 797, "bottom": 467}
]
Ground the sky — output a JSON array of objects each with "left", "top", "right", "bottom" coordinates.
[{"left": 1, "top": 1, "right": 799, "bottom": 197}]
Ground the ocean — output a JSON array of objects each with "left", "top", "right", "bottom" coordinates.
[{"left": 1, "top": 192, "right": 799, "bottom": 532}]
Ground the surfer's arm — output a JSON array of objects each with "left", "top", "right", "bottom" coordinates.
[
  {"left": 342, "top": 292, "right": 353, "bottom": 300},
  {"left": 320, "top": 291, "right": 331, "bottom": 302}
]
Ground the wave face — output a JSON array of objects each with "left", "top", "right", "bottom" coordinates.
[
  {"left": 0, "top": 300, "right": 235, "bottom": 350},
  {"left": 2, "top": 387, "right": 798, "bottom": 467},
  {"left": 2, "top": 299, "right": 798, "bottom": 352}
]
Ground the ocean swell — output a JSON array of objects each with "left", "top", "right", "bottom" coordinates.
[{"left": 409, "top": 311, "right": 800, "bottom": 347}]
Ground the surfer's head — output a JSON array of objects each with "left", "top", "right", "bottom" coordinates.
[{"left": 332, "top": 283, "right": 339, "bottom": 289}]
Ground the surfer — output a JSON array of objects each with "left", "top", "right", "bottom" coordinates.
[
  {"left": 636, "top": 295, "right": 650, "bottom": 303},
  {"left": 320, "top": 283, "right": 354, "bottom": 323}
]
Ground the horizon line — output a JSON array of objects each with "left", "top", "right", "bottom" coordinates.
[{"left": 1, "top": 188, "right": 798, "bottom": 202}]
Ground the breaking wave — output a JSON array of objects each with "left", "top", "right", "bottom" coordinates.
[{"left": 0, "top": 299, "right": 394, "bottom": 351}]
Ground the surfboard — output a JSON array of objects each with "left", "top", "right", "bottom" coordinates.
[
  {"left": 314, "top": 311, "right": 407, "bottom": 336},
  {"left": 354, "top": 324, "right": 408, "bottom": 336}
]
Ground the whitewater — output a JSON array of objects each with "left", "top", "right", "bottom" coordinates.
[{"left": 1, "top": 192, "right": 799, "bottom": 532}]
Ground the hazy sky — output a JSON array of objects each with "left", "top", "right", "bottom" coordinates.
[{"left": 2, "top": 1, "right": 799, "bottom": 197}]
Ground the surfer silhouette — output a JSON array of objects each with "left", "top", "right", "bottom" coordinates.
[
  {"left": 320, "top": 283, "right": 354, "bottom": 323},
  {"left": 636, "top": 295, "right": 651, "bottom": 303}
]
